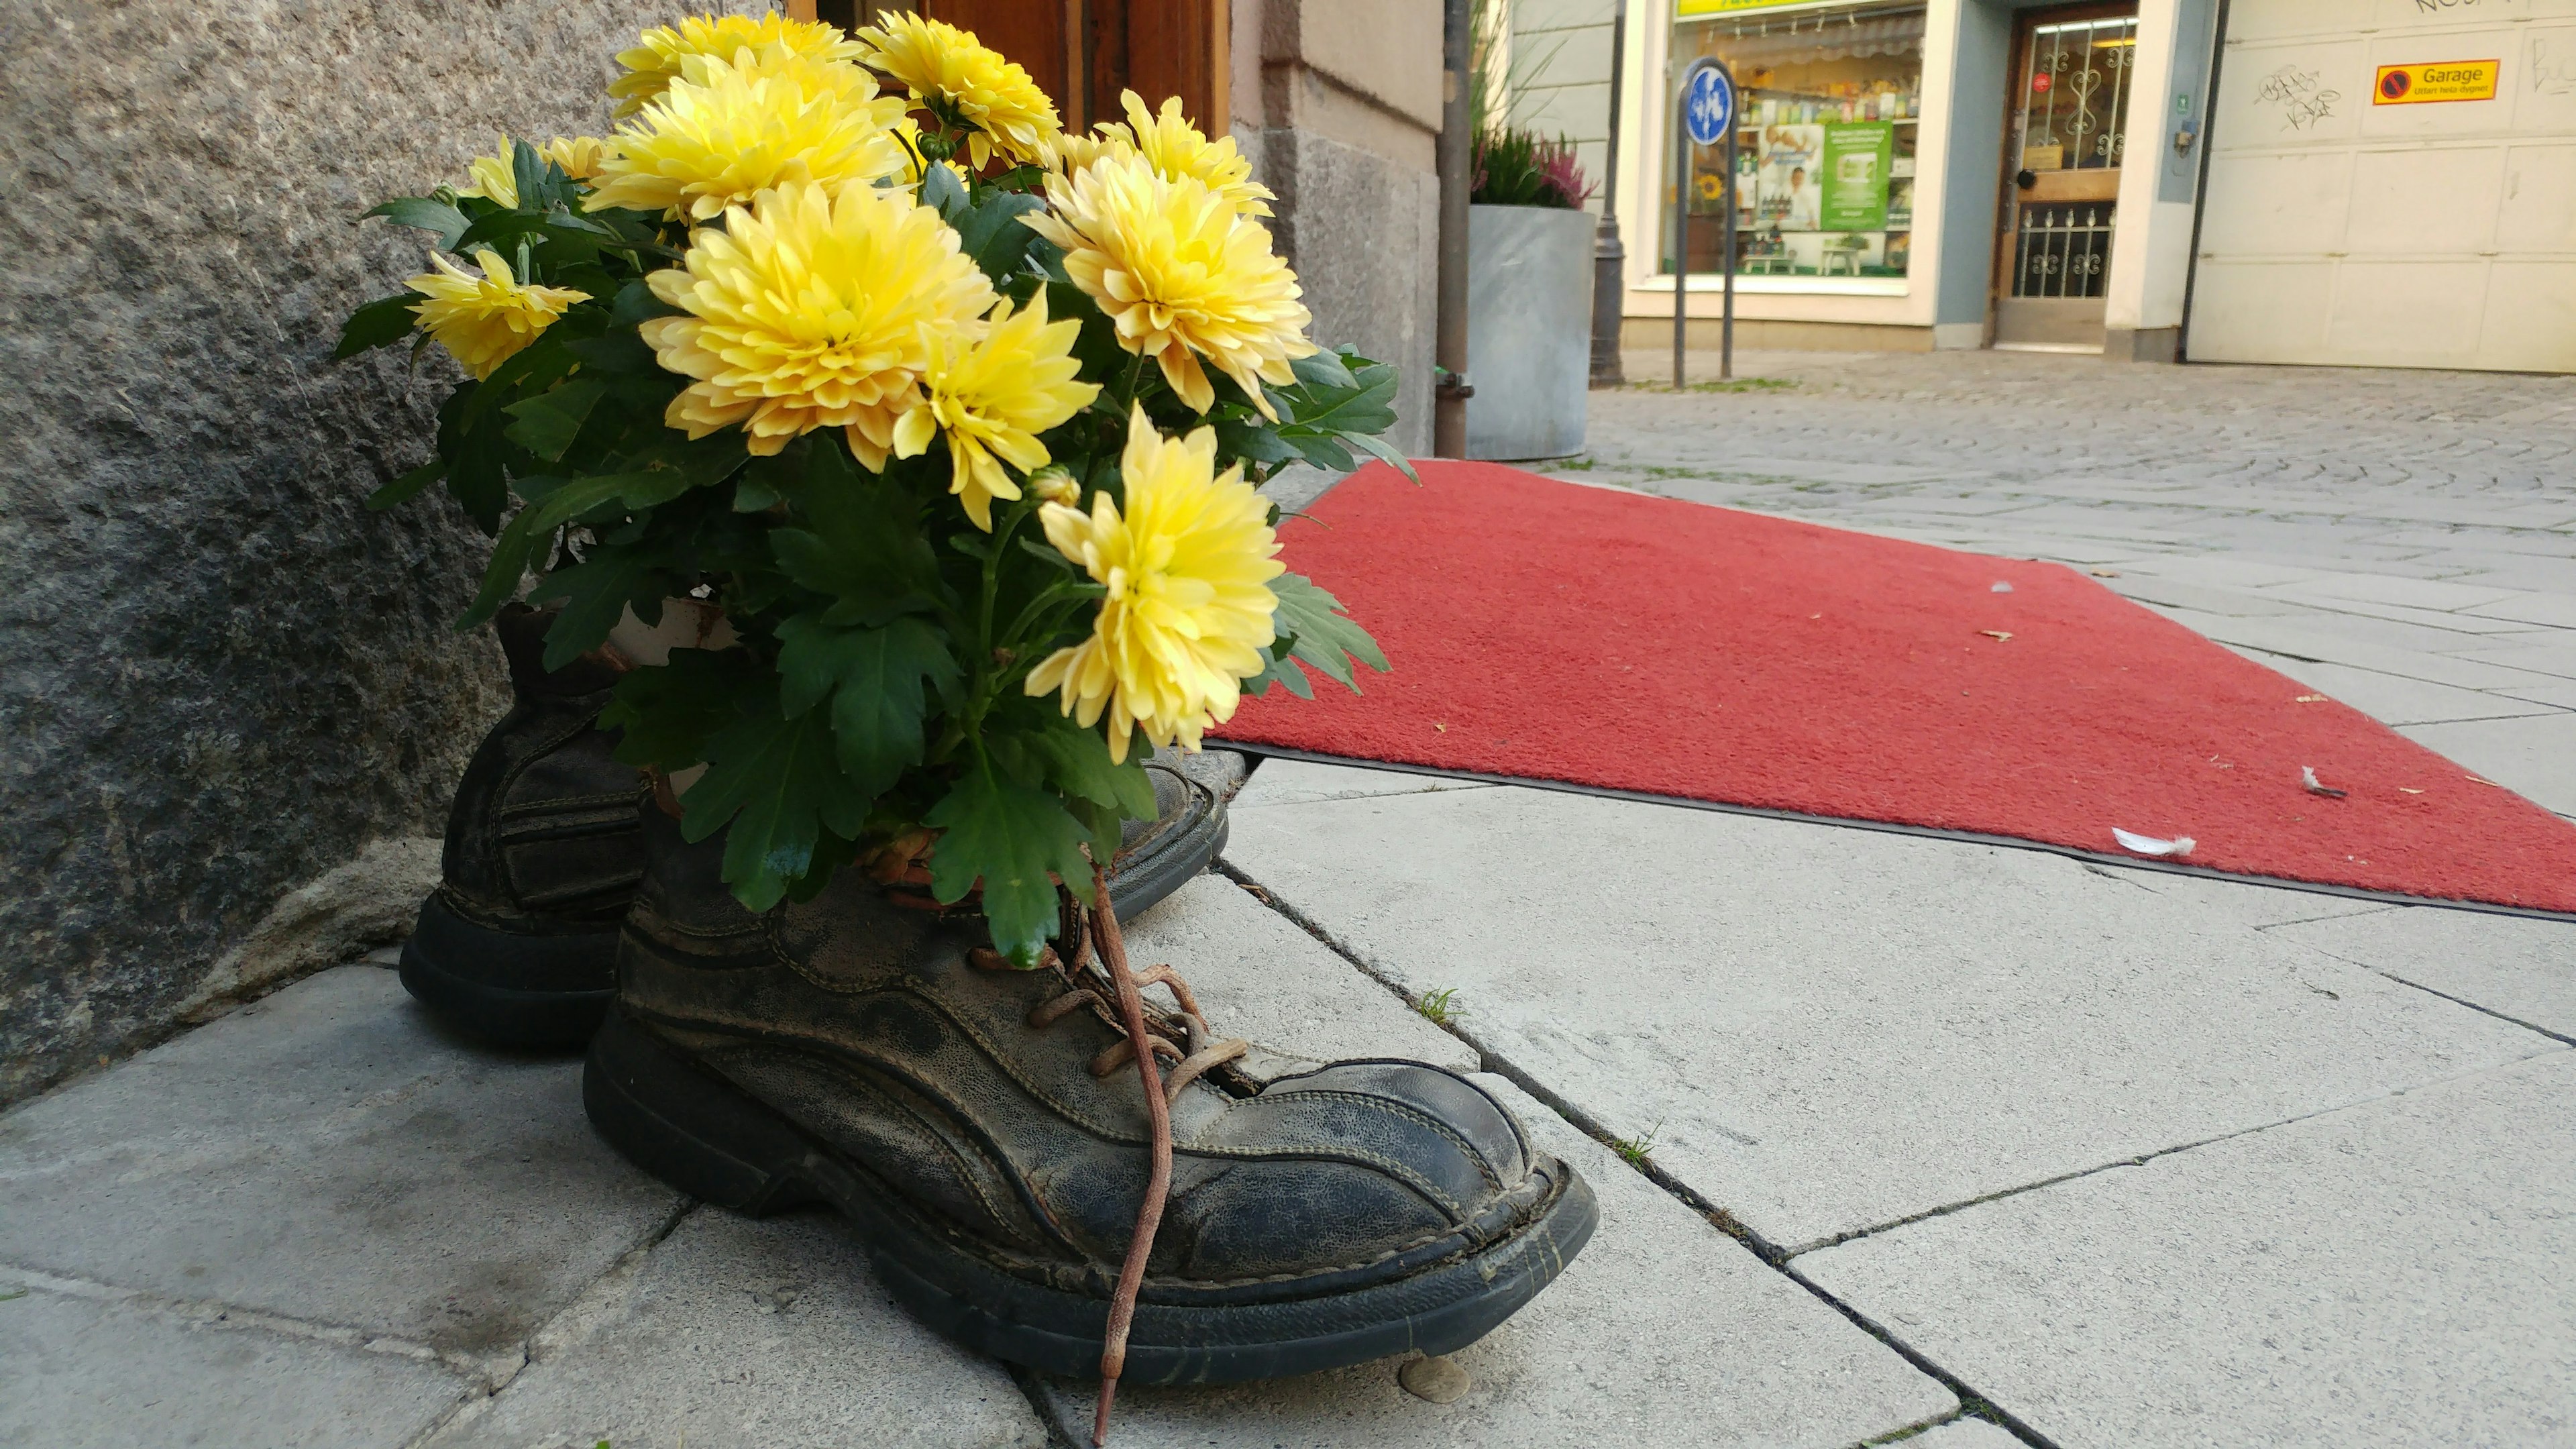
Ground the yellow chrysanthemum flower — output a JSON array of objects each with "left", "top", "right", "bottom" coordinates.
[
  {"left": 1023, "top": 152, "right": 1316, "bottom": 418},
  {"left": 891, "top": 292, "right": 1099, "bottom": 530},
  {"left": 608, "top": 12, "right": 863, "bottom": 117},
  {"left": 539, "top": 135, "right": 615, "bottom": 181},
  {"left": 406, "top": 248, "right": 589, "bottom": 380},
  {"left": 1024, "top": 407, "right": 1283, "bottom": 763},
  {"left": 639, "top": 182, "right": 996, "bottom": 462},
  {"left": 1050, "top": 91, "right": 1273, "bottom": 217},
  {"left": 854, "top": 10, "right": 1059, "bottom": 170},
  {"left": 456, "top": 134, "right": 616, "bottom": 205},
  {"left": 458, "top": 134, "right": 521, "bottom": 206},
  {"left": 586, "top": 50, "right": 911, "bottom": 221},
  {"left": 1026, "top": 466, "right": 1079, "bottom": 506}
]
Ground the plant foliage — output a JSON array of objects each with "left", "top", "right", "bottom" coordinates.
[{"left": 337, "top": 31, "right": 1400, "bottom": 963}]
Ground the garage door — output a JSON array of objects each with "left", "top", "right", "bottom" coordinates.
[{"left": 2188, "top": 0, "right": 2576, "bottom": 372}]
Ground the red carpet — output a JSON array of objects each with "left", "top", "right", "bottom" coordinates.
[{"left": 1220, "top": 462, "right": 2576, "bottom": 914}]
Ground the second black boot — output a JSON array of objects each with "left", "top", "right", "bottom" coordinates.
[{"left": 401, "top": 606, "right": 1236, "bottom": 1048}]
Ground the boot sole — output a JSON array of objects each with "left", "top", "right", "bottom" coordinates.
[
  {"left": 398, "top": 893, "right": 616, "bottom": 1049},
  {"left": 584, "top": 1008, "right": 1597, "bottom": 1384},
  {"left": 1105, "top": 794, "right": 1229, "bottom": 924}
]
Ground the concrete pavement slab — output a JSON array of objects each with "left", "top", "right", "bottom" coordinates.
[
  {"left": 1224, "top": 774, "right": 2553, "bottom": 1250},
  {"left": 2396, "top": 714, "right": 2576, "bottom": 814},
  {"left": 2266, "top": 906, "right": 2576, "bottom": 1040},
  {"left": 0, "top": 1279, "right": 467, "bottom": 1449},
  {"left": 2465, "top": 592, "right": 2576, "bottom": 629},
  {"left": 2114, "top": 872, "right": 2398, "bottom": 930},
  {"left": 1030, "top": 1075, "right": 1956, "bottom": 1449},
  {"left": 2214, "top": 657, "right": 2563, "bottom": 726},
  {"left": 0, "top": 965, "right": 685, "bottom": 1366},
  {"left": 2446, "top": 637, "right": 2576, "bottom": 682},
  {"left": 2195, "top": 626, "right": 2567, "bottom": 694},
  {"left": 1798, "top": 1051, "right": 2576, "bottom": 1449},
  {"left": 2267, "top": 572, "right": 2526, "bottom": 614},
  {"left": 2491, "top": 675, "right": 2576, "bottom": 709},
  {"left": 2152, "top": 604, "right": 2560, "bottom": 670},
  {"left": 425, "top": 1210, "right": 1044, "bottom": 1449},
  {"left": 1120, "top": 875, "right": 1477, "bottom": 1077},
  {"left": 1231, "top": 756, "right": 1498, "bottom": 808},
  {"left": 2100, "top": 576, "right": 2318, "bottom": 618},
  {"left": 2252, "top": 590, "right": 2551, "bottom": 638}
]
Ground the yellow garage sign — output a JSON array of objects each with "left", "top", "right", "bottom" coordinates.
[{"left": 2373, "top": 60, "right": 2500, "bottom": 105}]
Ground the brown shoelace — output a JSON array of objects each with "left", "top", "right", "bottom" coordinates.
[{"left": 969, "top": 867, "right": 1248, "bottom": 1445}]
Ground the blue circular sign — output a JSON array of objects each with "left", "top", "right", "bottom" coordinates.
[{"left": 1684, "top": 61, "right": 1733, "bottom": 147}]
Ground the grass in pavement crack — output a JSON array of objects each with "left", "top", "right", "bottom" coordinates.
[{"left": 1411, "top": 987, "right": 1463, "bottom": 1026}]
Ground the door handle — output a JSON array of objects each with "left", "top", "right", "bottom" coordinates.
[{"left": 2015, "top": 168, "right": 2039, "bottom": 191}]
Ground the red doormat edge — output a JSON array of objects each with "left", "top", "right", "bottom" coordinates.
[{"left": 1227, "top": 742, "right": 2576, "bottom": 926}]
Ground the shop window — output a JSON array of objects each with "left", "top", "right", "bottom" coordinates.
[{"left": 1662, "top": 1, "right": 1925, "bottom": 281}]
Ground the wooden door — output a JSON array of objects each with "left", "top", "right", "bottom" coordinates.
[
  {"left": 798, "top": 0, "right": 1226, "bottom": 135},
  {"left": 1990, "top": 3, "right": 2139, "bottom": 350}
]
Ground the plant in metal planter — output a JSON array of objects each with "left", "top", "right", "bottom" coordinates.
[
  {"left": 1470, "top": 125, "right": 1596, "bottom": 210},
  {"left": 337, "top": 13, "right": 1403, "bottom": 969}
]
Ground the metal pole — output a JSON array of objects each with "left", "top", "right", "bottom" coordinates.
[
  {"left": 1721, "top": 102, "right": 1736, "bottom": 380},
  {"left": 1433, "top": 0, "right": 1474, "bottom": 458},
  {"left": 1672, "top": 63, "right": 1688, "bottom": 390},
  {"left": 1588, "top": 0, "right": 1629, "bottom": 388}
]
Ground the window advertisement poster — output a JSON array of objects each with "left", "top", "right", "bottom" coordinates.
[
  {"left": 1756, "top": 123, "right": 1825, "bottom": 230},
  {"left": 1819, "top": 122, "right": 1893, "bottom": 230}
]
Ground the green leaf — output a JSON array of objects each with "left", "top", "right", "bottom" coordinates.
[
  {"left": 771, "top": 442, "right": 943, "bottom": 623},
  {"left": 611, "top": 278, "right": 679, "bottom": 327},
  {"left": 1239, "top": 642, "right": 1313, "bottom": 700},
  {"left": 602, "top": 647, "right": 761, "bottom": 772},
  {"left": 1273, "top": 360, "right": 1399, "bottom": 440},
  {"left": 924, "top": 766, "right": 1095, "bottom": 966},
  {"left": 1270, "top": 572, "right": 1388, "bottom": 691},
  {"left": 333, "top": 294, "right": 420, "bottom": 360},
  {"left": 682, "top": 688, "right": 871, "bottom": 913},
  {"left": 919, "top": 162, "right": 969, "bottom": 219},
  {"left": 950, "top": 191, "right": 1047, "bottom": 282},
  {"left": 458, "top": 470, "right": 698, "bottom": 628},
  {"left": 773, "top": 614, "right": 961, "bottom": 798},
  {"left": 512, "top": 139, "right": 553, "bottom": 215},
  {"left": 1290, "top": 347, "right": 1358, "bottom": 391},
  {"left": 568, "top": 329, "right": 661, "bottom": 374},
  {"left": 1341, "top": 427, "right": 1421, "bottom": 482},
  {"left": 503, "top": 378, "right": 609, "bottom": 462},
  {"left": 1022, "top": 712, "right": 1157, "bottom": 818},
  {"left": 528, "top": 543, "right": 670, "bottom": 670},
  {"left": 366, "top": 460, "right": 443, "bottom": 511},
  {"left": 364, "top": 197, "right": 471, "bottom": 250}
]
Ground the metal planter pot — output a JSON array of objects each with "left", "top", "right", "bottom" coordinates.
[{"left": 1465, "top": 203, "right": 1595, "bottom": 462}]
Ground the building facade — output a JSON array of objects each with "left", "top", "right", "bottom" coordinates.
[{"left": 1556, "top": 0, "right": 2576, "bottom": 369}]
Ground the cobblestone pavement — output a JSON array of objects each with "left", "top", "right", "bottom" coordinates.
[{"left": 1572, "top": 350, "right": 2576, "bottom": 814}]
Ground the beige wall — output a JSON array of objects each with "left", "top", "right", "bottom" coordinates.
[{"left": 1234, "top": 0, "right": 1448, "bottom": 450}]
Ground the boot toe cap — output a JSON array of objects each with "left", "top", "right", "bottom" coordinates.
[{"left": 1167, "top": 1061, "right": 1548, "bottom": 1285}]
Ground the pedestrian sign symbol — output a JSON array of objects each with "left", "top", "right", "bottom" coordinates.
[{"left": 1684, "top": 62, "right": 1733, "bottom": 147}]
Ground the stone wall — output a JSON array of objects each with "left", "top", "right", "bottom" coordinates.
[
  {"left": 1234, "top": 0, "right": 1446, "bottom": 455},
  {"left": 0, "top": 0, "right": 743, "bottom": 1104}
]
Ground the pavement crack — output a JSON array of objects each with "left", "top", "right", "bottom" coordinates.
[
  {"left": 0, "top": 1257, "right": 468, "bottom": 1375},
  {"left": 1214, "top": 860, "right": 2063, "bottom": 1449}
]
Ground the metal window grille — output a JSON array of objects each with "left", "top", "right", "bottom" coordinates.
[
  {"left": 2019, "top": 17, "right": 2137, "bottom": 170},
  {"left": 2011, "top": 203, "right": 2116, "bottom": 299}
]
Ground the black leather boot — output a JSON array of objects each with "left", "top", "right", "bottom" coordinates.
[
  {"left": 400, "top": 604, "right": 642, "bottom": 1046},
  {"left": 582, "top": 806, "right": 1596, "bottom": 1395},
  {"left": 401, "top": 608, "right": 1233, "bottom": 1049}
]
